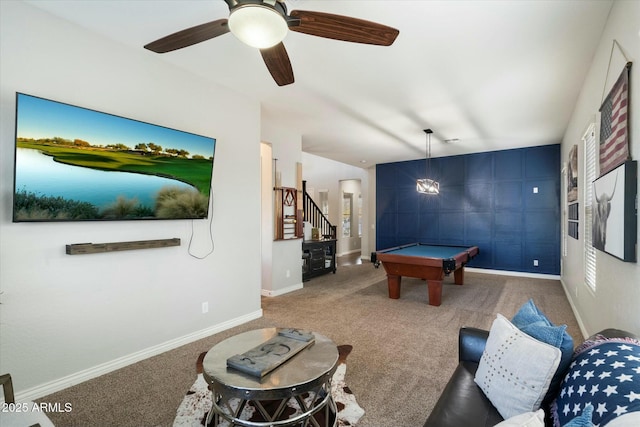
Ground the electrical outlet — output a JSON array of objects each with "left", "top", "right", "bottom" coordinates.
[
  {"left": 533, "top": 259, "right": 539, "bottom": 267},
  {"left": 202, "top": 302, "right": 209, "bottom": 314},
  {"left": 286, "top": 269, "right": 290, "bottom": 278},
  {"left": 533, "top": 187, "right": 539, "bottom": 194}
]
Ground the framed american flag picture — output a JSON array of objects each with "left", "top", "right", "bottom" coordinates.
[{"left": 598, "top": 62, "right": 631, "bottom": 176}]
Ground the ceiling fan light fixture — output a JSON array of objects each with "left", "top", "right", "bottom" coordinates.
[{"left": 228, "top": 4, "right": 288, "bottom": 49}]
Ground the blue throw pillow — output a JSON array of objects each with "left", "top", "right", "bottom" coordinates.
[
  {"left": 512, "top": 299, "right": 574, "bottom": 403},
  {"left": 562, "top": 404, "right": 594, "bottom": 427}
]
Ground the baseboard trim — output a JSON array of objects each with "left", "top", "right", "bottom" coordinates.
[
  {"left": 559, "top": 278, "right": 589, "bottom": 339},
  {"left": 466, "top": 267, "right": 560, "bottom": 280},
  {"left": 261, "top": 283, "right": 303, "bottom": 297},
  {"left": 336, "top": 249, "right": 362, "bottom": 257},
  {"left": 15, "top": 309, "right": 263, "bottom": 402}
]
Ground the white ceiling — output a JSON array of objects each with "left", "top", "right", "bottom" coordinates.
[{"left": 25, "top": 0, "right": 613, "bottom": 168}]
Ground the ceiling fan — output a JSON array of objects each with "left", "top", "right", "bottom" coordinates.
[{"left": 144, "top": 0, "right": 399, "bottom": 86}]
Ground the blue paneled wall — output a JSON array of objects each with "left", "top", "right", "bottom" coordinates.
[{"left": 376, "top": 144, "right": 561, "bottom": 274}]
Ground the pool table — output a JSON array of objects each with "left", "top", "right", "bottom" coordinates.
[{"left": 372, "top": 243, "right": 479, "bottom": 306}]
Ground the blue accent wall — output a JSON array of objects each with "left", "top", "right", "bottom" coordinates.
[{"left": 376, "top": 144, "right": 561, "bottom": 274}]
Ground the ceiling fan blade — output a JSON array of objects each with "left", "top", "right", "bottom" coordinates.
[
  {"left": 260, "top": 42, "right": 294, "bottom": 86},
  {"left": 144, "top": 19, "right": 229, "bottom": 53},
  {"left": 288, "top": 10, "right": 399, "bottom": 46}
]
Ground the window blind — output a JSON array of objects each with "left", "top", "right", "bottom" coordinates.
[{"left": 583, "top": 123, "right": 597, "bottom": 291}]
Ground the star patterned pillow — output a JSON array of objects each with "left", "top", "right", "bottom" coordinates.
[{"left": 551, "top": 336, "right": 640, "bottom": 427}]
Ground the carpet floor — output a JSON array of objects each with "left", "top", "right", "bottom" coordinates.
[{"left": 38, "top": 263, "right": 581, "bottom": 427}]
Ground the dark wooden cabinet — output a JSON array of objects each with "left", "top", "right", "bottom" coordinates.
[{"left": 302, "top": 239, "right": 336, "bottom": 281}]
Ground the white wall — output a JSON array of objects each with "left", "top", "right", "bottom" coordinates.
[
  {"left": 260, "top": 143, "right": 274, "bottom": 295},
  {"left": 339, "top": 179, "right": 362, "bottom": 255},
  {"left": 0, "top": 2, "right": 262, "bottom": 398},
  {"left": 261, "top": 121, "right": 304, "bottom": 295},
  {"left": 561, "top": 0, "right": 640, "bottom": 336},
  {"left": 301, "top": 153, "right": 370, "bottom": 257}
]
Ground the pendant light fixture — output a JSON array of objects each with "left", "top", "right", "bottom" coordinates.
[{"left": 416, "top": 129, "right": 440, "bottom": 195}]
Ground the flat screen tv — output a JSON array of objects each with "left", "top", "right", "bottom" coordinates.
[{"left": 12, "top": 93, "right": 216, "bottom": 222}]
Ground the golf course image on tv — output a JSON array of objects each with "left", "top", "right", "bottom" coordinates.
[{"left": 13, "top": 93, "right": 216, "bottom": 222}]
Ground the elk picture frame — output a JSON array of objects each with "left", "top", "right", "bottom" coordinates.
[{"left": 591, "top": 160, "right": 637, "bottom": 262}]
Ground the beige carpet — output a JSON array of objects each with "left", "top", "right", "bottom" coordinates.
[{"left": 38, "top": 263, "right": 581, "bottom": 427}]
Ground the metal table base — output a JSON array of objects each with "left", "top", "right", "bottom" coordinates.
[{"left": 203, "top": 329, "right": 339, "bottom": 427}]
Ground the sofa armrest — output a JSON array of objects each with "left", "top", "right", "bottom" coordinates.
[
  {"left": 459, "top": 327, "right": 489, "bottom": 363},
  {"left": 597, "top": 328, "right": 638, "bottom": 340}
]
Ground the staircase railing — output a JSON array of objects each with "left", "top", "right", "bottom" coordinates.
[{"left": 302, "top": 181, "right": 337, "bottom": 240}]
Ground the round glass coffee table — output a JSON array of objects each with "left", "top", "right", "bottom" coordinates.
[{"left": 202, "top": 328, "right": 339, "bottom": 427}]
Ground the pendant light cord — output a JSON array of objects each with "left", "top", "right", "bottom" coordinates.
[{"left": 424, "top": 129, "right": 433, "bottom": 176}]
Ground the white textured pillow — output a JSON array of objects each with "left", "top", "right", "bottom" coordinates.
[
  {"left": 605, "top": 412, "right": 640, "bottom": 427},
  {"left": 495, "top": 409, "right": 545, "bottom": 427},
  {"left": 474, "top": 314, "right": 561, "bottom": 419}
]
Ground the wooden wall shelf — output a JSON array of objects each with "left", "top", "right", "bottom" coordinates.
[
  {"left": 66, "top": 238, "right": 180, "bottom": 255},
  {"left": 274, "top": 187, "right": 303, "bottom": 240}
]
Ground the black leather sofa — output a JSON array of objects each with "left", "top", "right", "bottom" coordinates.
[{"left": 423, "top": 327, "right": 637, "bottom": 427}]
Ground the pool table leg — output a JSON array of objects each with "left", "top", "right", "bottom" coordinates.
[
  {"left": 387, "top": 275, "right": 401, "bottom": 299},
  {"left": 453, "top": 266, "right": 465, "bottom": 285},
  {"left": 426, "top": 280, "right": 442, "bottom": 306}
]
